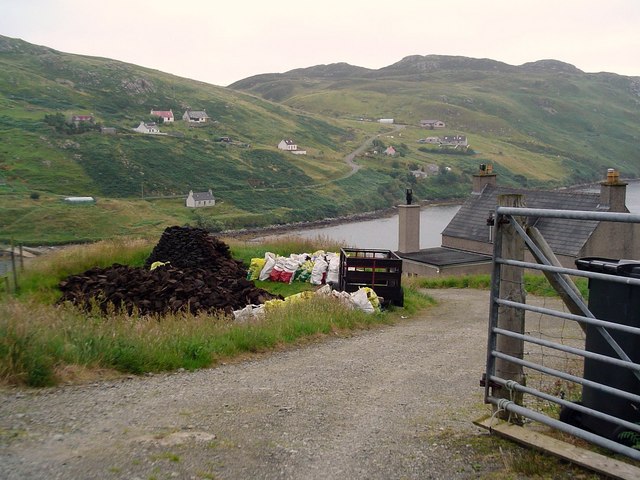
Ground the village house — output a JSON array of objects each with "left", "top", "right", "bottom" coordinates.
[
  {"left": 384, "top": 146, "right": 397, "bottom": 156},
  {"left": 397, "top": 166, "right": 640, "bottom": 277},
  {"left": 378, "top": 118, "right": 394, "bottom": 124},
  {"left": 71, "top": 114, "right": 94, "bottom": 126},
  {"left": 132, "top": 121, "right": 165, "bottom": 135},
  {"left": 186, "top": 189, "right": 215, "bottom": 208},
  {"left": 278, "top": 139, "right": 307, "bottom": 155},
  {"left": 150, "top": 109, "right": 174, "bottom": 122},
  {"left": 182, "top": 109, "right": 209, "bottom": 123},
  {"left": 420, "top": 119, "right": 446, "bottom": 129},
  {"left": 100, "top": 127, "right": 116, "bottom": 135},
  {"left": 440, "top": 135, "right": 468, "bottom": 147}
]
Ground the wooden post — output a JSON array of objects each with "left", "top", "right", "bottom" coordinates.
[
  {"left": 10, "top": 239, "right": 18, "bottom": 294},
  {"left": 494, "top": 194, "right": 526, "bottom": 421}
]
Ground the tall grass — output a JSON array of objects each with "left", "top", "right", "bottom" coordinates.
[
  {"left": 13, "top": 237, "right": 154, "bottom": 303},
  {"left": 416, "top": 274, "right": 588, "bottom": 297},
  {"left": 0, "top": 236, "right": 435, "bottom": 387},
  {"left": 0, "top": 295, "right": 398, "bottom": 387}
]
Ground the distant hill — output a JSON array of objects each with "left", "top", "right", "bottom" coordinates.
[
  {"left": 2, "top": 37, "right": 640, "bottom": 244},
  {"left": 231, "top": 54, "right": 640, "bottom": 185}
]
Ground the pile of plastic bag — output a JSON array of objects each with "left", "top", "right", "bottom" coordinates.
[
  {"left": 247, "top": 251, "right": 341, "bottom": 286},
  {"left": 233, "top": 284, "right": 381, "bottom": 322}
]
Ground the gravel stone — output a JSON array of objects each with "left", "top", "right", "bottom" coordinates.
[{"left": 0, "top": 289, "right": 555, "bottom": 479}]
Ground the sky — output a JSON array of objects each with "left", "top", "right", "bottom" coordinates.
[{"left": 2, "top": 0, "right": 640, "bottom": 87}]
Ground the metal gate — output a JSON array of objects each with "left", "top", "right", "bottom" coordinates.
[{"left": 484, "top": 199, "right": 640, "bottom": 460}]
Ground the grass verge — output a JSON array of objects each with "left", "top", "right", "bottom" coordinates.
[{"left": 1, "top": 235, "right": 434, "bottom": 387}]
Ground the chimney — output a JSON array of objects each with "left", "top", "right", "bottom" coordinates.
[
  {"left": 600, "top": 168, "right": 628, "bottom": 212},
  {"left": 472, "top": 163, "right": 497, "bottom": 194},
  {"left": 398, "top": 200, "right": 421, "bottom": 254}
]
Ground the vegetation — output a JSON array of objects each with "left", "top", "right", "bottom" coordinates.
[
  {"left": 2, "top": 37, "right": 640, "bottom": 244},
  {"left": 0, "top": 236, "right": 432, "bottom": 387},
  {"left": 415, "top": 273, "right": 588, "bottom": 297}
]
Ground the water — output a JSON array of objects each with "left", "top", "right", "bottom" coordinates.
[{"left": 257, "top": 181, "right": 640, "bottom": 250}]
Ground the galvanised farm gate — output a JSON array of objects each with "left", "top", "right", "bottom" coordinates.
[{"left": 483, "top": 194, "right": 640, "bottom": 461}]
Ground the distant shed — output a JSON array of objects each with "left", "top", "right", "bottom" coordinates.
[
  {"left": 63, "top": 196, "right": 96, "bottom": 204},
  {"left": 378, "top": 118, "right": 394, "bottom": 124}
]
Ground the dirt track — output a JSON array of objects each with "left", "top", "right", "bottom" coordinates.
[{"left": 0, "top": 289, "right": 527, "bottom": 479}]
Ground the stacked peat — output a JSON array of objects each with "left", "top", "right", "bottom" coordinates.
[{"left": 58, "top": 226, "right": 280, "bottom": 316}]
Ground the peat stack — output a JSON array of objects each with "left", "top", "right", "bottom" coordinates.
[
  {"left": 58, "top": 226, "right": 279, "bottom": 316},
  {"left": 144, "top": 226, "right": 246, "bottom": 278}
]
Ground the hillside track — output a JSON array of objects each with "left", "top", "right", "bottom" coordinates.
[{"left": 0, "top": 289, "right": 555, "bottom": 479}]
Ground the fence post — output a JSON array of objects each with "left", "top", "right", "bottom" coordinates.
[
  {"left": 10, "top": 239, "right": 18, "bottom": 294},
  {"left": 494, "top": 194, "right": 526, "bottom": 420}
]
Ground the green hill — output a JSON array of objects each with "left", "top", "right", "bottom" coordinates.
[
  {"left": 0, "top": 36, "right": 408, "bottom": 243},
  {"left": 231, "top": 54, "right": 640, "bottom": 184},
  {"left": 2, "top": 38, "right": 639, "bottom": 244}
]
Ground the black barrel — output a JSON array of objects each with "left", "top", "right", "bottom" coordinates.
[{"left": 574, "top": 257, "right": 640, "bottom": 440}]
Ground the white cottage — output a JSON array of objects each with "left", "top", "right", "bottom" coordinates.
[
  {"left": 186, "top": 189, "right": 216, "bottom": 208},
  {"left": 278, "top": 139, "right": 307, "bottom": 155},
  {"left": 133, "top": 121, "right": 165, "bottom": 135},
  {"left": 150, "top": 109, "right": 174, "bottom": 122}
]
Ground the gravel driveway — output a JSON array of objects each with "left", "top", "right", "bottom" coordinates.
[{"left": 1, "top": 289, "right": 512, "bottom": 479}]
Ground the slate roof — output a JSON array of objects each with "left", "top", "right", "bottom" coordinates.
[
  {"left": 192, "top": 191, "right": 215, "bottom": 201},
  {"left": 442, "top": 185, "right": 604, "bottom": 256},
  {"left": 398, "top": 247, "right": 491, "bottom": 267},
  {"left": 185, "top": 110, "right": 209, "bottom": 120}
]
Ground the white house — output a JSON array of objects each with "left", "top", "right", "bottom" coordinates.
[
  {"left": 378, "top": 118, "right": 394, "bottom": 124},
  {"left": 278, "top": 139, "right": 307, "bottom": 155},
  {"left": 183, "top": 109, "right": 209, "bottom": 123},
  {"left": 133, "top": 121, "right": 165, "bottom": 135},
  {"left": 278, "top": 139, "right": 297, "bottom": 151},
  {"left": 186, "top": 189, "right": 216, "bottom": 208},
  {"left": 440, "top": 135, "right": 468, "bottom": 147},
  {"left": 150, "top": 109, "right": 174, "bottom": 122}
]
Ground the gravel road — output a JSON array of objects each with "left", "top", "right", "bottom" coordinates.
[{"left": 0, "top": 289, "right": 519, "bottom": 479}]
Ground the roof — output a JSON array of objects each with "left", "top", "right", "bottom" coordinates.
[
  {"left": 282, "top": 139, "right": 296, "bottom": 145},
  {"left": 72, "top": 115, "right": 93, "bottom": 121},
  {"left": 185, "top": 110, "right": 209, "bottom": 119},
  {"left": 191, "top": 191, "right": 215, "bottom": 201},
  {"left": 420, "top": 119, "right": 443, "bottom": 124},
  {"left": 398, "top": 247, "right": 491, "bottom": 267},
  {"left": 442, "top": 185, "right": 604, "bottom": 256},
  {"left": 151, "top": 110, "right": 173, "bottom": 117}
]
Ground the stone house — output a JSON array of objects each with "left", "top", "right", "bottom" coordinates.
[
  {"left": 420, "top": 119, "right": 446, "bottom": 129},
  {"left": 397, "top": 167, "right": 640, "bottom": 276},
  {"left": 182, "top": 109, "right": 209, "bottom": 123},
  {"left": 186, "top": 189, "right": 215, "bottom": 208}
]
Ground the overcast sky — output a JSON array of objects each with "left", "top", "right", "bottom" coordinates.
[{"left": 2, "top": 0, "right": 639, "bottom": 86}]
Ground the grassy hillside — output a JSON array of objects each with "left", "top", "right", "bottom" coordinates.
[
  {"left": 3, "top": 38, "right": 638, "bottom": 244},
  {"left": 231, "top": 55, "right": 640, "bottom": 185}
]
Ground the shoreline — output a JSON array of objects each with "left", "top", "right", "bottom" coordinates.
[
  {"left": 222, "top": 198, "right": 463, "bottom": 241},
  {"left": 222, "top": 177, "right": 640, "bottom": 242}
]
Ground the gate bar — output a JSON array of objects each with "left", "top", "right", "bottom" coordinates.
[
  {"left": 492, "top": 351, "right": 640, "bottom": 404},
  {"left": 494, "top": 328, "right": 640, "bottom": 372},
  {"left": 489, "top": 375, "right": 640, "bottom": 435},
  {"left": 485, "top": 395, "right": 640, "bottom": 461}
]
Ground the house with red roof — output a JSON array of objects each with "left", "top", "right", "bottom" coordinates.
[{"left": 150, "top": 109, "right": 174, "bottom": 123}]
